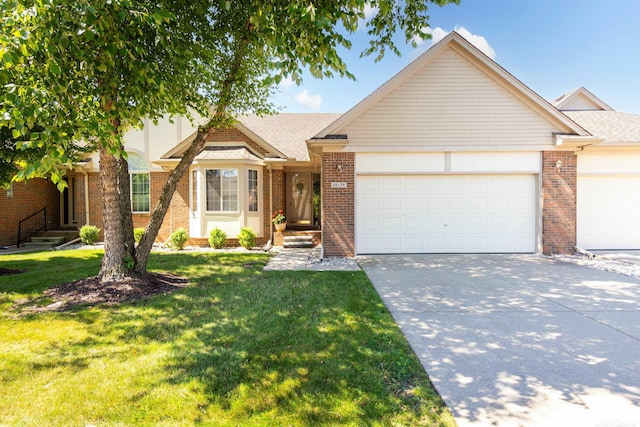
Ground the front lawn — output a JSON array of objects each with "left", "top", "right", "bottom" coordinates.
[{"left": 0, "top": 249, "right": 455, "bottom": 426}]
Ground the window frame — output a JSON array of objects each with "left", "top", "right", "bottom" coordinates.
[
  {"left": 205, "top": 168, "right": 239, "bottom": 213},
  {"left": 130, "top": 172, "right": 151, "bottom": 213},
  {"left": 247, "top": 169, "right": 259, "bottom": 212}
]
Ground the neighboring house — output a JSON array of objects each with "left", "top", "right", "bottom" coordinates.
[{"left": 2, "top": 31, "right": 639, "bottom": 254}]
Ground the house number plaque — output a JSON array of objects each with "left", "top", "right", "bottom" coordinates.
[{"left": 331, "top": 182, "right": 348, "bottom": 188}]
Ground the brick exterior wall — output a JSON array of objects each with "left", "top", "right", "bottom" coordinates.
[
  {"left": 209, "top": 128, "right": 269, "bottom": 157},
  {"left": 76, "top": 171, "right": 190, "bottom": 243},
  {"left": 542, "top": 151, "right": 577, "bottom": 254},
  {"left": 0, "top": 179, "right": 61, "bottom": 246},
  {"left": 75, "top": 172, "right": 102, "bottom": 229},
  {"left": 76, "top": 166, "right": 273, "bottom": 248},
  {"left": 322, "top": 152, "right": 355, "bottom": 257},
  {"left": 270, "top": 169, "right": 286, "bottom": 242}
]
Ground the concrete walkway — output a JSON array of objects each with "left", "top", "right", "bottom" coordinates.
[
  {"left": 264, "top": 248, "right": 361, "bottom": 271},
  {"left": 264, "top": 248, "right": 313, "bottom": 271},
  {"left": 591, "top": 250, "right": 640, "bottom": 265},
  {"left": 360, "top": 254, "right": 640, "bottom": 427}
]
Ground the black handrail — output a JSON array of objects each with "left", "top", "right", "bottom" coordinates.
[{"left": 17, "top": 207, "right": 47, "bottom": 248}]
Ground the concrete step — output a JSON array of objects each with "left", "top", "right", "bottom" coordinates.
[
  {"left": 283, "top": 235, "right": 314, "bottom": 248},
  {"left": 283, "top": 241, "right": 314, "bottom": 248},
  {"left": 30, "top": 236, "right": 65, "bottom": 244},
  {"left": 21, "top": 242, "right": 57, "bottom": 248}
]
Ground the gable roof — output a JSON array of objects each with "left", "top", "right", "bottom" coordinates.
[
  {"left": 553, "top": 87, "right": 614, "bottom": 111},
  {"left": 238, "top": 113, "right": 341, "bottom": 161},
  {"left": 314, "top": 31, "right": 589, "bottom": 139},
  {"left": 564, "top": 111, "right": 640, "bottom": 145},
  {"left": 194, "top": 146, "right": 262, "bottom": 161}
]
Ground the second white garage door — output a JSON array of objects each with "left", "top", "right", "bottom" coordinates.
[
  {"left": 577, "top": 175, "right": 640, "bottom": 250},
  {"left": 356, "top": 175, "right": 536, "bottom": 254}
]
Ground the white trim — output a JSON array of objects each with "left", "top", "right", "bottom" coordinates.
[
  {"left": 553, "top": 87, "right": 614, "bottom": 111},
  {"left": 204, "top": 168, "right": 240, "bottom": 214},
  {"left": 130, "top": 172, "right": 151, "bottom": 214}
]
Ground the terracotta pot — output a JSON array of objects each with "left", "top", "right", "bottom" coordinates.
[{"left": 274, "top": 222, "right": 286, "bottom": 232}]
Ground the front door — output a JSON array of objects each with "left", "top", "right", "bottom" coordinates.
[
  {"left": 60, "top": 176, "right": 77, "bottom": 227},
  {"left": 287, "top": 172, "right": 312, "bottom": 225}
]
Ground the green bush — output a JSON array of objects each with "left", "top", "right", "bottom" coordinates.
[
  {"left": 79, "top": 225, "right": 100, "bottom": 245},
  {"left": 209, "top": 227, "right": 227, "bottom": 249},
  {"left": 238, "top": 227, "right": 256, "bottom": 250},
  {"left": 133, "top": 227, "right": 145, "bottom": 244},
  {"left": 170, "top": 228, "right": 189, "bottom": 250}
]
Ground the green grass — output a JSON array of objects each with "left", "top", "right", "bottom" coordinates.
[{"left": 0, "top": 250, "right": 455, "bottom": 426}]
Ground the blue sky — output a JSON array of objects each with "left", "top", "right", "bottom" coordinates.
[{"left": 273, "top": 0, "right": 640, "bottom": 114}]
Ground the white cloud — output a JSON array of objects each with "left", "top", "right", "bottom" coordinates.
[
  {"left": 413, "top": 26, "right": 496, "bottom": 60},
  {"left": 413, "top": 26, "right": 449, "bottom": 46},
  {"left": 278, "top": 76, "right": 294, "bottom": 89},
  {"left": 363, "top": 3, "right": 378, "bottom": 21},
  {"left": 294, "top": 89, "right": 322, "bottom": 110}
]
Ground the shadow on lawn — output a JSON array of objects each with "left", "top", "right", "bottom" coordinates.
[
  {"left": 93, "top": 258, "right": 438, "bottom": 424},
  {"left": 2, "top": 251, "right": 446, "bottom": 424}
]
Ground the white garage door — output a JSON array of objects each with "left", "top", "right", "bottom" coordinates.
[
  {"left": 356, "top": 175, "right": 536, "bottom": 254},
  {"left": 577, "top": 175, "right": 640, "bottom": 250}
]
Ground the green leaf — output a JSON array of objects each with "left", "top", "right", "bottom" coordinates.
[
  {"left": 12, "top": 128, "right": 21, "bottom": 139},
  {"left": 49, "top": 60, "right": 61, "bottom": 76}
]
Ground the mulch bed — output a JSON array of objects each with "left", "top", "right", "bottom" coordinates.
[
  {"left": 22, "top": 273, "right": 189, "bottom": 312},
  {"left": 0, "top": 267, "right": 25, "bottom": 277}
]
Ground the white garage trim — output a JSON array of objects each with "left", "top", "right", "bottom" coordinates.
[
  {"left": 356, "top": 174, "right": 537, "bottom": 254},
  {"left": 577, "top": 174, "right": 640, "bottom": 250}
]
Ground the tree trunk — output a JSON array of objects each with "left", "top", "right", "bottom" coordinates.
[
  {"left": 133, "top": 129, "right": 212, "bottom": 273},
  {"left": 98, "top": 145, "right": 127, "bottom": 280}
]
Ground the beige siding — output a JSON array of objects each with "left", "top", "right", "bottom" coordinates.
[
  {"left": 339, "top": 47, "right": 562, "bottom": 149},
  {"left": 559, "top": 93, "right": 604, "bottom": 111}
]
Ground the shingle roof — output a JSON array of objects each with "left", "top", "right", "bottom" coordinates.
[
  {"left": 564, "top": 111, "right": 640, "bottom": 144},
  {"left": 194, "top": 146, "right": 262, "bottom": 161},
  {"left": 237, "top": 113, "right": 342, "bottom": 161}
]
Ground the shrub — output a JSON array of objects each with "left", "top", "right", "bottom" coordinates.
[
  {"left": 209, "top": 227, "right": 227, "bottom": 249},
  {"left": 170, "top": 228, "right": 189, "bottom": 250},
  {"left": 79, "top": 225, "right": 100, "bottom": 245},
  {"left": 133, "top": 227, "right": 145, "bottom": 244},
  {"left": 238, "top": 227, "right": 256, "bottom": 250}
]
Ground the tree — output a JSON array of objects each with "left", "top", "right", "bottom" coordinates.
[{"left": 1, "top": 0, "right": 459, "bottom": 281}]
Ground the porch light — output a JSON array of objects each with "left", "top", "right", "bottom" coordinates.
[
  {"left": 555, "top": 160, "right": 563, "bottom": 171},
  {"left": 336, "top": 164, "right": 342, "bottom": 173}
]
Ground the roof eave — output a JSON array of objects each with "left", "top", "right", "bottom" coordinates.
[{"left": 307, "top": 138, "right": 349, "bottom": 154}]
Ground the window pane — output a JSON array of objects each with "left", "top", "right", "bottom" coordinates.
[
  {"left": 222, "top": 169, "right": 237, "bottom": 211},
  {"left": 248, "top": 169, "right": 258, "bottom": 212},
  {"left": 206, "top": 170, "right": 221, "bottom": 211},
  {"left": 205, "top": 169, "right": 238, "bottom": 212},
  {"left": 191, "top": 170, "right": 198, "bottom": 212},
  {"left": 131, "top": 173, "right": 150, "bottom": 212}
]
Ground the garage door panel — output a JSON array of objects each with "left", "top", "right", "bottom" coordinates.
[
  {"left": 356, "top": 175, "right": 536, "bottom": 253},
  {"left": 382, "top": 178, "right": 401, "bottom": 191},
  {"left": 577, "top": 175, "right": 640, "bottom": 249}
]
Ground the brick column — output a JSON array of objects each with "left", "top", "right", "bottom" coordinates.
[
  {"left": 542, "top": 151, "right": 577, "bottom": 254},
  {"left": 322, "top": 152, "right": 355, "bottom": 257}
]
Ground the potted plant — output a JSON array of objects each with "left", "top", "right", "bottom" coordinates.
[{"left": 272, "top": 209, "right": 287, "bottom": 232}]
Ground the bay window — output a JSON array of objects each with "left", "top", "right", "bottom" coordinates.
[{"left": 206, "top": 169, "right": 238, "bottom": 212}]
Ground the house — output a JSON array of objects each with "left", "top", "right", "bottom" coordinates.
[{"left": 2, "top": 31, "right": 639, "bottom": 255}]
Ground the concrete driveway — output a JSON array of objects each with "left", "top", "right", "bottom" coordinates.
[{"left": 359, "top": 254, "right": 640, "bottom": 427}]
